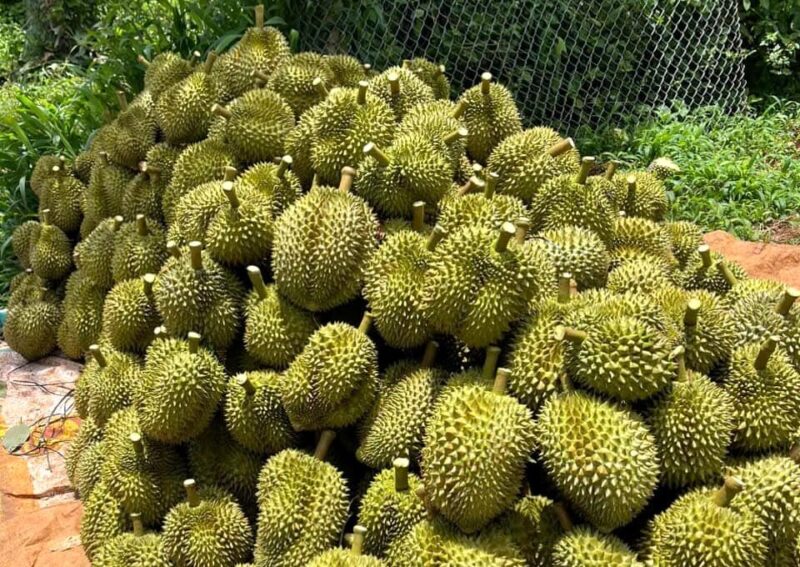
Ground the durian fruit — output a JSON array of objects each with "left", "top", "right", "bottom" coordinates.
[
  {"left": 647, "top": 347, "right": 735, "bottom": 487},
  {"left": 307, "top": 525, "right": 385, "bottom": 567},
  {"left": 612, "top": 171, "right": 669, "bottom": 221},
  {"left": 102, "top": 274, "right": 160, "bottom": 353},
  {"left": 11, "top": 219, "right": 41, "bottom": 269},
  {"left": 647, "top": 156, "right": 681, "bottom": 180},
  {"left": 74, "top": 216, "right": 122, "bottom": 290},
  {"left": 281, "top": 313, "right": 379, "bottom": 430},
  {"left": 357, "top": 459, "right": 426, "bottom": 557},
  {"left": 422, "top": 368, "right": 536, "bottom": 533},
  {"left": 606, "top": 253, "right": 676, "bottom": 295},
  {"left": 156, "top": 52, "right": 220, "bottom": 144},
  {"left": 727, "top": 285, "right": 799, "bottom": 349},
  {"left": 644, "top": 476, "right": 768, "bottom": 567},
  {"left": 664, "top": 220, "right": 703, "bottom": 267},
  {"left": 30, "top": 209, "right": 72, "bottom": 281},
  {"left": 404, "top": 58, "right": 450, "bottom": 99},
  {"left": 111, "top": 215, "right": 167, "bottom": 284},
  {"left": 357, "top": 342, "right": 445, "bottom": 467},
  {"left": 81, "top": 344, "right": 141, "bottom": 426},
  {"left": 326, "top": 54, "right": 371, "bottom": 87},
  {"left": 487, "top": 129, "right": 580, "bottom": 203},
  {"left": 30, "top": 154, "right": 64, "bottom": 197},
  {"left": 436, "top": 179, "right": 529, "bottom": 233},
  {"left": 679, "top": 244, "right": 748, "bottom": 295},
  {"left": 7, "top": 269, "right": 56, "bottom": 309},
  {"left": 210, "top": 88, "right": 294, "bottom": 163},
  {"left": 138, "top": 51, "right": 194, "bottom": 102},
  {"left": 264, "top": 52, "right": 334, "bottom": 117},
  {"left": 535, "top": 387, "right": 659, "bottom": 531},
  {"left": 137, "top": 331, "right": 227, "bottom": 443},
  {"left": 122, "top": 162, "right": 166, "bottom": 224},
  {"left": 541, "top": 226, "right": 610, "bottom": 290},
  {"left": 93, "top": 513, "right": 172, "bottom": 567},
  {"left": 236, "top": 157, "right": 302, "bottom": 216},
  {"left": 169, "top": 167, "right": 240, "bottom": 245},
  {"left": 74, "top": 441, "right": 106, "bottom": 499},
  {"left": 551, "top": 525, "right": 643, "bottom": 567},
  {"left": 107, "top": 91, "right": 158, "bottom": 169},
  {"left": 57, "top": 270, "right": 106, "bottom": 359},
  {"left": 65, "top": 416, "right": 103, "bottom": 487},
  {"left": 144, "top": 142, "right": 182, "bottom": 188},
  {"left": 397, "top": 100, "right": 467, "bottom": 173},
  {"left": 82, "top": 152, "right": 135, "bottom": 236},
  {"left": 722, "top": 337, "right": 800, "bottom": 452},
  {"left": 38, "top": 163, "right": 85, "bottom": 233},
  {"left": 162, "top": 480, "right": 254, "bottom": 567},
  {"left": 311, "top": 82, "right": 395, "bottom": 186},
  {"left": 367, "top": 66, "right": 435, "bottom": 121},
  {"left": 272, "top": 168, "right": 379, "bottom": 311},
  {"left": 499, "top": 496, "right": 567, "bottom": 566},
  {"left": 284, "top": 103, "right": 323, "bottom": 188},
  {"left": 356, "top": 135, "right": 453, "bottom": 216},
  {"left": 3, "top": 287, "right": 61, "bottom": 361},
  {"left": 242, "top": 266, "right": 318, "bottom": 369},
  {"left": 254, "top": 431, "right": 349, "bottom": 567},
  {"left": 223, "top": 369, "right": 296, "bottom": 454},
  {"left": 611, "top": 215, "right": 673, "bottom": 261},
  {"left": 80, "top": 480, "right": 129, "bottom": 560},
  {"left": 73, "top": 150, "right": 94, "bottom": 183},
  {"left": 423, "top": 222, "right": 555, "bottom": 347}
]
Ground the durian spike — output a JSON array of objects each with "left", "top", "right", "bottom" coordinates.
[
  {"left": 314, "top": 430, "right": 336, "bottom": 461},
  {"left": 184, "top": 479, "right": 200, "bottom": 507},
  {"left": 188, "top": 241, "right": 203, "bottom": 270},
  {"left": 130, "top": 432, "right": 144, "bottom": 459},
  {"left": 514, "top": 217, "right": 531, "bottom": 244},
  {"left": 493, "top": 367, "right": 511, "bottom": 395},
  {"left": 166, "top": 240, "right": 181, "bottom": 259},
  {"left": 625, "top": 175, "right": 637, "bottom": 208},
  {"left": 412, "top": 201, "right": 426, "bottom": 233},
  {"left": 247, "top": 266, "right": 268, "bottom": 300},
  {"left": 561, "top": 326, "right": 588, "bottom": 344},
  {"left": 339, "top": 166, "right": 356, "bottom": 193},
  {"left": 364, "top": 142, "right": 390, "bottom": 167},
  {"left": 137, "top": 54, "right": 150, "bottom": 67},
  {"left": 236, "top": 374, "right": 256, "bottom": 396},
  {"left": 775, "top": 287, "right": 800, "bottom": 316},
  {"left": 484, "top": 171, "right": 499, "bottom": 198},
  {"left": 388, "top": 73, "right": 400, "bottom": 96},
  {"left": 480, "top": 72, "right": 492, "bottom": 95},
  {"left": 202, "top": 51, "right": 218, "bottom": 74},
  {"left": 211, "top": 103, "right": 233, "bottom": 119},
  {"left": 89, "top": 344, "right": 107, "bottom": 368},
  {"left": 416, "top": 485, "right": 436, "bottom": 520},
  {"left": 671, "top": 345, "right": 688, "bottom": 381},
  {"left": 698, "top": 244, "right": 713, "bottom": 270},
  {"left": 358, "top": 312, "right": 374, "bottom": 334},
  {"left": 494, "top": 222, "right": 516, "bottom": 252},
  {"left": 142, "top": 273, "right": 156, "bottom": 297},
  {"left": 251, "top": 69, "right": 270, "bottom": 83},
  {"left": 254, "top": 4, "right": 264, "bottom": 28},
  {"left": 604, "top": 160, "right": 619, "bottom": 180},
  {"left": 548, "top": 138, "right": 575, "bottom": 158},
  {"left": 684, "top": 298, "right": 702, "bottom": 327},
  {"left": 223, "top": 166, "right": 238, "bottom": 183},
  {"left": 426, "top": 225, "right": 446, "bottom": 251},
  {"left": 223, "top": 181, "right": 239, "bottom": 209},
  {"left": 113, "top": 215, "right": 124, "bottom": 231},
  {"left": 558, "top": 272, "right": 572, "bottom": 304},
  {"left": 351, "top": 525, "right": 367, "bottom": 556},
  {"left": 716, "top": 261, "right": 739, "bottom": 288},
  {"left": 394, "top": 457, "right": 411, "bottom": 492},
  {"left": 457, "top": 175, "right": 485, "bottom": 196},
  {"left": 116, "top": 90, "right": 129, "bottom": 112},
  {"left": 276, "top": 155, "right": 292, "bottom": 179},
  {"left": 452, "top": 100, "right": 466, "bottom": 119},
  {"left": 312, "top": 77, "right": 328, "bottom": 97},
  {"left": 420, "top": 340, "right": 439, "bottom": 368},
  {"left": 482, "top": 346, "right": 502, "bottom": 380},
  {"left": 135, "top": 214, "right": 149, "bottom": 236},
  {"left": 754, "top": 335, "right": 779, "bottom": 371},
  {"left": 131, "top": 513, "right": 144, "bottom": 537},
  {"left": 357, "top": 81, "right": 368, "bottom": 105},
  {"left": 789, "top": 441, "right": 800, "bottom": 464},
  {"left": 187, "top": 332, "right": 202, "bottom": 354},
  {"left": 576, "top": 157, "right": 595, "bottom": 185},
  {"left": 552, "top": 502, "right": 574, "bottom": 532},
  {"left": 41, "top": 209, "right": 51, "bottom": 226},
  {"left": 443, "top": 127, "right": 468, "bottom": 145},
  {"left": 711, "top": 476, "right": 744, "bottom": 507}
]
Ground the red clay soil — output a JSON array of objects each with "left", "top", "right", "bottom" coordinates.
[{"left": 704, "top": 230, "right": 800, "bottom": 288}]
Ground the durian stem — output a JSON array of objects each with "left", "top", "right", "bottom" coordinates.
[
  {"left": 357, "top": 81, "right": 368, "bottom": 105},
  {"left": 420, "top": 340, "right": 438, "bottom": 368},
  {"left": 625, "top": 175, "right": 637, "bottom": 208},
  {"left": 190, "top": 50, "right": 201, "bottom": 64},
  {"left": 576, "top": 157, "right": 595, "bottom": 185},
  {"left": 484, "top": 172, "right": 499, "bottom": 198},
  {"left": 412, "top": 201, "right": 426, "bottom": 233},
  {"left": 137, "top": 54, "right": 150, "bottom": 67},
  {"left": 252, "top": 69, "right": 270, "bottom": 83},
  {"left": 443, "top": 127, "right": 468, "bottom": 145},
  {"left": 276, "top": 155, "right": 292, "bottom": 179},
  {"left": 364, "top": 142, "right": 390, "bottom": 167},
  {"left": 312, "top": 77, "right": 328, "bottom": 98},
  {"left": 41, "top": 209, "right": 51, "bottom": 226},
  {"left": 789, "top": 442, "right": 800, "bottom": 464},
  {"left": 402, "top": 59, "right": 411, "bottom": 69},
  {"left": 775, "top": 288, "right": 800, "bottom": 317},
  {"left": 472, "top": 162, "right": 484, "bottom": 178},
  {"left": 211, "top": 103, "right": 232, "bottom": 119},
  {"left": 415, "top": 485, "right": 436, "bottom": 520},
  {"left": 187, "top": 332, "right": 202, "bottom": 354},
  {"left": 672, "top": 346, "right": 688, "bottom": 382},
  {"left": 314, "top": 430, "right": 336, "bottom": 461},
  {"left": 254, "top": 4, "right": 264, "bottom": 28},
  {"left": 351, "top": 525, "right": 367, "bottom": 556},
  {"left": 203, "top": 51, "right": 218, "bottom": 74},
  {"left": 388, "top": 73, "right": 400, "bottom": 96},
  {"left": 223, "top": 166, "right": 238, "bottom": 183},
  {"left": 247, "top": 266, "right": 268, "bottom": 300},
  {"left": 189, "top": 241, "right": 203, "bottom": 270},
  {"left": 754, "top": 336, "right": 779, "bottom": 371},
  {"left": 457, "top": 175, "right": 485, "bottom": 196},
  {"left": 153, "top": 326, "right": 168, "bottom": 338},
  {"left": 136, "top": 214, "right": 149, "bottom": 236},
  {"left": 223, "top": 182, "right": 239, "bottom": 209},
  {"left": 482, "top": 346, "right": 502, "bottom": 381},
  {"left": 426, "top": 225, "right": 446, "bottom": 251},
  {"left": 558, "top": 273, "right": 572, "bottom": 304},
  {"left": 130, "top": 432, "right": 144, "bottom": 459},
  {"left": 452, "top": 100, "right": 466, "bottom": 119},
  {"left": 142, "top": 273, "right": 156, "bottom": 298},
  {"left": 604, "top": 161, "right": 618, "bottom": 181},
  {"left": 116, "top": 90, "right": 128, "bottom": 112},
  {"left": 494, "top": 222, "right": 516, "bottom": 252},
  {"left": 184, "top": 479, "right": 200, "bottom": 507},
  {"left": 339, "top": 166, "right": 356, "bottom": 193},
  {"left": 698, "top": 244, "right": 712, "bottom": 270},
  {"left": 552, "top": 502, "right": 574, "bottom": 532},
  {"left": 363, "top": 63, "right": 372, "bottom": 73},
  {"left": 493, "top": 367, "right": 511, "bottom": 395},
  {"left": 480, "top": 72, "right": 492, "bottom": 95},
  {"left": 435, "top": 64, "right": 446, "bottom": 77},
  {"left": 358, "top": 312, "right": 374, "bottom": 334},
  {"left": 684, "top": 298, "right": 701, "bottom": 327},
  {"left": 51, "top": 165, "right": 61, "bottom": 175},
  {"left": 113, "top": 215, "right": 124, "bottom": 232},
  {"left": 711, "top": 476, "right": 744, "bottom": 507},
  {"left": 514, "top": 217, "right": 531, "bottom": 244},
  {"left": 393, "top": 457, "right": 410, "bottom": 492},
  {"left": 548, "top": 138, "right": 575, "bottom": 158},
  {"left": 89, "top": 344, "right": 107, "bottom": 368},
  {"left": 166, "top": 240, "right": 181, "bottom": 259},
  {"left": 562, "top": 327, "right": 587, "bottom": 344},
  {"left": 131, "top": 513, "right": 144, "bottom": 536},
  {"left": 236, "top": 374, "right": 256, "bottom": 396},
  {"left": 716, "top": 261, "right": 739, "bottom": 288}
]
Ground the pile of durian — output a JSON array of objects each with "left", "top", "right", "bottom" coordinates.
[{"left": 4, "top": 6, "right": 800, "bottom": 566}]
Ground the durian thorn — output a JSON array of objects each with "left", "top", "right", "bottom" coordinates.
[
  {"left": 415, "top": 485, "right": 435, "bottom": 519},
  {"left": 187, "top": 332, "right": 202, "bottom": 354},
  {"left": 112, "top": 215, "right": 124, "bottom": 232},
  {"left": 558, "top": 273, "right": 572, "bottom": 303},
  {"left": 411, "top": 201, "right": 426, "bottom": 232},
  {"left": 351, "top": 525, "right": 367, "bottom": 556},
  {"left": 493, "top": 367, "right": 511, "bottom": 395},
  {"left": 137, "top": 54, "right": 150, "bottom": 67},
  {"left": 457, "top": 175, "right": 485, "bottom": 197},
  {"left": 480, "top": 72, "right": 492, "bottom": 95},
  {"left": 130, "top": 513, "right": 144, "bottom": 536},
  {"left": 251, "top": 69, "right": 270, "bottom": 83},
  {"left": 514, "top": 217, "right": 531, "bottom": 244},
  {"left": 254, "top": 3, "right": 264, "bottom": 28},
  {"left": 552, "top": 502, "right": 574, "bottom": 532},
  {"left": 312, "top": 77, "right": 328, "bottom": 97},
  {"left": 576, "top": 157, "right": 595, "bottom": 185},
  {"left": 276, "top": 155, "right": 292, "bottom": 179},
  {"left": 716, "top": 261, "right": 738, "bottom": 288},
  {"left": 135, "top": 214, "right": 149, "bottom": 236},
  {"left": 754, "top": 335, "right": 779, "bottom": 371},
  {"left": 698, "top": 244, "right": 712, "bottom": 270},
  {"left": 789, "top": 441, "right": 800, "bottom": 464},
  {"left": 484, "top": 172, "right": 499, "bottom": 198},
  {"left": 142, "top": 273, "right": 156, "bottom": 297},
  {"left": 357, "top": 81, "right": 368, "bottom": 105},
  {"left": 223, "top": 181, "right": 239, "bottom": 209},
  {"left": 671, "top": 345, "right": 688, "bottom": 381},
  {"left": 188, "top": 241, "right": 203, "bottom": 270},
  {"left": 451, "top": 100, "right": 466, "bottom": 119},
  {"left": 548, "top": 138, "right": 575, "bottom": 158},
  {"left": 41, "top": 209, "right": 51, "bottom": 225},
  {"left": 246, "top": 266, "right": 268, "bottom": 300},
  {"left": 364, "top": 142, "right": 390, "bottom": 167},
  {"left": 223, "top": 166, "right": 238, "bottom": 183},
  {"left": 339, "top": 166, "right": 356, "bottom": 193},
  {"left": 358, "top": 312, "right": 374, "bottom": 334},
  {"left": 116, "top": 90, "right": 128, "bottom": 112},
  {"left": 203, "top": 51, "right": 218, "bottom": 74},
  {"left": 494, "top": 222, "right": 516, "bottom": 252},
  {"left": 443, "top": 127, "right": 468, "bottom": 145},
  {"left": 625, "top": 175, "right": 637, "bottom": 206},
  {"left": 183, "top": 479, "right": 200, "bottom": 507},
  {"left": 236, "top": 374, "right": 256, "bottom": 396},
  {"left": 129, "top": 432, "right": 144, "bottom": 458},
  {"left": 426, "top": 225, "right": 446, "bottom": 251},
  {"left": 166, "top": 240, "right": 181, "bottom": 259},
  {"left": 604, "top": 160, "right": 619, "bottom": 180},
  {"left": 211, "top": 103, "right": 232, "bottom": 119},
  {"left": 387, "top": 72, "right": 400, "bottom": 96},
  {"left": 89, "top": 344, "right": 107, "bottom": 368},
  {"left": 420, "top": 340, "right": 439, "bottom": 368},
  {"left": 775, "top": 287, "right": 800, "bottom": 317},
  {"left": 562, "top": 326, "right": 587, "bottom": 344},
  {"left": 684, "top": 298, "right": 701, "bottom": 327},
  {"left": 712, "top": 476, "right": 744, "bottom": 507},
  {"left": 393, "top": 457, "right": 411, "bottom": 492},
  {"left": 482, "top": 346, "right": 502, "bottom": 381},
  {"left": 314, "top": 430, "right": 336, "bottom": 461}
]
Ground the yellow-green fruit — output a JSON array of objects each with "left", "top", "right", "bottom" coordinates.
[
  {"left": 645, "top": 479, "right": 767, "bottom": 567},
  {"left": 397, "top": 100, "right": 466, "bottom": 172},
  {"left": 437, "top": 191, "right": 529, "bottom": 233},
  {"left": 306, "top": 548, "right": 385, "bottom": 567},
  {"left": 163, "top": 484, "right": 253, "bottom": 567},
  {"left": 236, "top": 159, "right": 301, "bottom": 216},
  {"left": 367, "top": 66, "right": 435, "bottom": 121},
  {"left": 39, "top": 167, "right": 85, "bottom": 233},
  {"left": 728, "top": 290, "right": 791, "bottom": 349},
  {"left": 137, "top": 333, "right": 227, "bottom": 443},
  {"left": 31, "top": 213, "right": 72, "bottom": 281},
  {"left": 122, "top": 167, "right": 165, "bottom": 224},
  {"left": 142, "top": 52, "right": 193, "bottom": 101},
  {"left": 74, "top": 216, "right": 122, "bottom": 290},
  {"left": 12, "top": 220, "right": 41, "bottom": 269},
  {"left": 107, "top": 92, "right": 158, "bottom": 169},
  {"left": 170, "top": 173, "right": 241, "bottom": 246},
  {"left": 648, "top": 156, "right": 681, "bottom": 180},
  {"left": 282, "top": 319, "right": 378, "bottom": 430},
  {"left": 212, "top": 88, "right": 294, "bottom": 163},
  {"left": 145, "top": 142, "right": 182, "bottom": 185},
  {"left": 102, "top": 275, "right": 160, "bottom": 354},
  {"left": 357, "top": 464, "right": 426, "bottom": 557},
  {"left": 254, "top": 447, "right": 349, "bottom": 567},
  {"left": 156, "top": 53, "right": 220, "bottom": 144},
  {"left": 57, "top": 271, "right": 106, "bottom": 359},
  {"left": 311, "top": 85, "right": 395, "bottom": 186},
  {"left": 111, "top": 217, "right": 167, "bottom": 283},
  {"left": 30, "top": 154, "right": 63, "bottom": 197},
  {"left": 4, "top": 293, "right": 61, "bottom": 360},
  {"left": 285, "top": 103, "right": 322, "bottom": 188},
  {"left": 487, "top": 128, "right": 580, "bottom": 203},
  {"left": 405, "top": 58, "right": 450, "bottom": 99},
  {"left": 272, "top": 183, "right": 378, "bottom": 311},
  {"left": 94, "top": 528, "right": 172, "bottom": 567},
  {"left": 7, "top": 270, "right": 56, "bottom": 309},
  {"left": 679, "top": 247, "right": 748, "bottom": 294},
  {"left": 82, "top": 153, "right": 134, "bottom": 236},
  {"left": 65, "top": 416, "right": 103, "bottom": 486},
  {"left": 612, "top": 170, "right": 668, "bottom": 221},
  {"left": 501, "top": 495, "right": 565, "bottom": 566},
  {"left": 535, "top": 391, "right": 659, "bottom": 531},
  {"left": 75, "top": 441, "right": 106, "bottom": 499},
  {"left": 73, "top": 150, "right": 94, "bottom": 183},
  {"left": 457, "top": 73, "right": 523, "bottom": 164},
  {"left": 552, "top": 527, "right": 643, "bottom": 567},
  {"left": 722, "top": 339, "right": 800, "bottom": 452},
  {"left": 324, "top": 54, "right": 368, "bottom": 87},
  {"left": 422, "top": 371, "right": 536, "bottom": 533},
  {"left": 665, "top": 221, "right": 703, "bottom": 267},
  {"left": 612, "top": 216, "right": 672, "bottom": 260},
  {"left": 205, "top": 182, "right": 275, "bottom": 266},
  {"left": 267, "top": 52, "right": 334, "bottom": 116},
  {"left": 223, "top": 371, "right": 296, "bottom": 454},
  {"left": 213, "top": 25, "right": 290, "bottom": 101},
  {"left": 606, "top": 254, "right": 675, "bottom": 295},
  {"left": 80, "top": 480, "right": 129, "bottom": 560},
  {"left": 541, "top": 226, "right": 610, "bottom": 290},
  {"left": 81, "top": 345, "right": 141, "bottom": 427}
]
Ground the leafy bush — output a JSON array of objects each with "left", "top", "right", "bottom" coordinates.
[
  {"left": 0, "top": 4, "right": 26, "bottom": 78},
  {"left": 21, "top": 0, "right": 99, "bottom": 60}
]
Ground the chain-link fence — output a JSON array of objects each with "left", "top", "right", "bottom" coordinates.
[{"left": 297, "top": 0, "right": 747, "bottom": 133}]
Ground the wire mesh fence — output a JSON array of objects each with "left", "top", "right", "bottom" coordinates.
[{"left": 297, "top": 0, "right": 747, "bottom": 133}]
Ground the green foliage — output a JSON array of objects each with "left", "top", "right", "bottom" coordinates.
[
  {"left": 21, "top": 0, "right": 99, "bottom": 60},
  {"left": 0, "top": 5, "right": 26, "bottom": 78}
]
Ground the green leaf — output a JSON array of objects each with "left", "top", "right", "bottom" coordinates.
[{"left": 3, "top": 423, "right": 31, "bottom": 453}]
